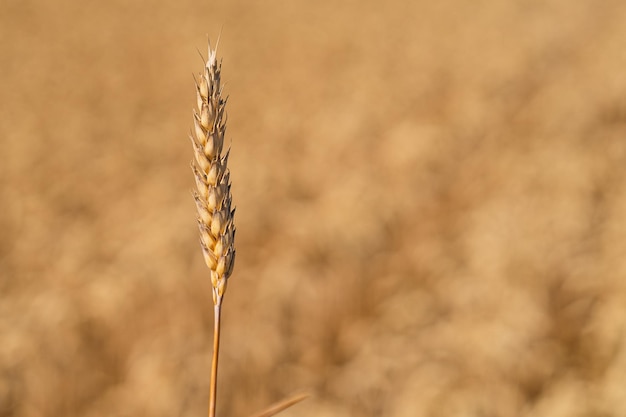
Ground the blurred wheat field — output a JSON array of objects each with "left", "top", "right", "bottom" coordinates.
[{"left": 1, "top": 0, "right": 626, "bottom": 416}]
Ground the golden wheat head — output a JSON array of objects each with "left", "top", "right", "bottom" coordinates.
[
  {"left": 190, "top": 40, "right": 305, "bottom": 417},
  {"left": 190, "top": 43, "right": 236, "bottom": 306}
]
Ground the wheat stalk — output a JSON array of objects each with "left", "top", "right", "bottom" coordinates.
[
  {"left": 190, "top": 39, "right": 235, "bottom": 417},
  {"left": 190, "top": 39, "right": 306, "bottom": 417}
]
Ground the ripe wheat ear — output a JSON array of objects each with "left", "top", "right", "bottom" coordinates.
[
  {"left": 190, "top": 39, "right": 235, "bottom": 417},
  {"left": 190, "top": 39, "right": 306, "bottom": 417}
]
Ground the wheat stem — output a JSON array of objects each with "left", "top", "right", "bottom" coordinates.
[{"left": 209, "top": 302, "right": 222, "bottom": 417}]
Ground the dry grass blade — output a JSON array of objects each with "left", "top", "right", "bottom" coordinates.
[
  {"left": 190, "top": 39, "right": 236, "bottom": 417},
  {"left": 249, "top": 393, "right": 310, "bottom": 417}
]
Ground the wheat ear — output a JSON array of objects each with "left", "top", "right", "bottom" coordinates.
[
  {"left": 190, "top": 40, "right": 236, "bottom": 417},
  {"left": 191, "top": 40, "right": 306, "bottom": 417}
]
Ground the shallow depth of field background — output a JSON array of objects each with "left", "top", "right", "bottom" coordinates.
[{"left": 2, "top": 1, "right": 626, "bottom": 416}]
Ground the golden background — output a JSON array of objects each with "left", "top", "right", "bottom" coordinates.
[{"left": 1, "top": 0, "right": 626, "bottom": 416}]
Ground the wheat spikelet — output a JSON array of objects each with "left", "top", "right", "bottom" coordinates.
[{"left": 191, "top": 41, "right": 236, "bottom": 307}]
